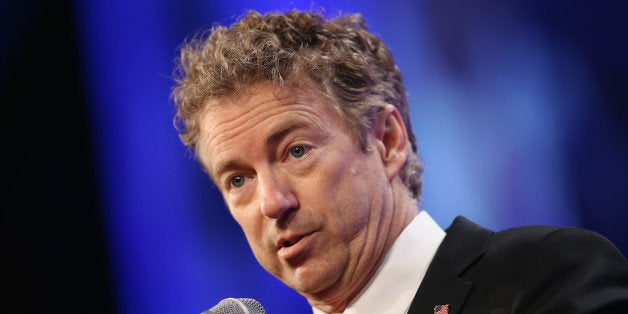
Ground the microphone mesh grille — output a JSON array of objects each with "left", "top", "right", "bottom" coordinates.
[{"left": 209, "top": 298, "right": 266, "bottom": 314}]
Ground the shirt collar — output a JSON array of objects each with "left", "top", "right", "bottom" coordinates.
[{"left": 312, "top": 211, "right": 445, "bottom": 314}]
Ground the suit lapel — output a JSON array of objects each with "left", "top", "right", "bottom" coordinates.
[
  {"left": 408, "top": 216, "right": 493, "bottom": 314},
  {"left": 408, "top": 262, "right": 473, "bottom": 314}
]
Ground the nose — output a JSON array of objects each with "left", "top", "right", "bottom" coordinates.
[{"left": 259, "top": 173, "right": 298, "bottom": 220}]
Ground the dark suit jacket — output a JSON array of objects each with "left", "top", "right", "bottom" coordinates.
[{"left": 408, "top": 216, "right": 628, "bottom": 314}]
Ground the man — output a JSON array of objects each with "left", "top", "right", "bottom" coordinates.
[{"left": 172, "top": 10, "right": 628, "bottom": 313}]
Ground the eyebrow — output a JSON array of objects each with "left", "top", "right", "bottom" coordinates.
[
  {"left": 265, "top": 121, "right": 312, "bottom": 148},
  {"left": 212, "top": 159, "right": 248, "bottom": 182}
]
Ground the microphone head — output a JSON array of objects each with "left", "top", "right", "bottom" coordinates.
[{"left": 202, "top": 298, "right": 266, "bottom": 314}]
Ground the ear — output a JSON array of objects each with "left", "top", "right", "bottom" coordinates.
[{"left": 372, "top": 104, "right": 409, "bottom": 181}]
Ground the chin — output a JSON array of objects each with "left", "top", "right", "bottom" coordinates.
[{"left": 286, "top": 263, "right": 342, "bottom": 297}]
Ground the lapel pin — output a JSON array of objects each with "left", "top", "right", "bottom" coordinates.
[{"left": 433, "top": 304, "right": 449, "bottom": 314}]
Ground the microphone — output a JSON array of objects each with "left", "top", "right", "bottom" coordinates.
[{"left": 201, "top": 298, "right": 266, "bottom": 314}]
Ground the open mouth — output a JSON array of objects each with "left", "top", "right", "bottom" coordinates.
[
  {"left": 282, "top": 235, "right": 304, "bottom": 248},
  {"left": 276, "top": 231, "right": 317, "bottom": 261}
]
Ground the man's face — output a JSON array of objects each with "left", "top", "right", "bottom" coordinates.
[{"left": 197, "top": 82, "right": 396, "bottom": 300}]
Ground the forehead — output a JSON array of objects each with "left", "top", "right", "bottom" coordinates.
[
  {"left": 202, "top": 81, "right": 330, "bottom": 121},
  {"left": 196, "top": 82, "right": 346, "bottom": 171}
]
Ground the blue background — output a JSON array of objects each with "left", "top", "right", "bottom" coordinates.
[{"left": 2, "top": 0, "right": 626, "bottom": 313}]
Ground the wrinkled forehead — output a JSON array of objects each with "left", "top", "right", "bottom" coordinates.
[
  {"left": 197, "top": 82, "right": 303, "bottom": 132},
  {"left": 192, "top": 82, "right": 288, "bottom": 148},
  {"left": 196, "top": 79, "right": 341, "bottom": 130},
  {"left": 200, "top": 80, "right": 324, "bottom": 119},
  {"left": 194, "top": 81, "right": 343, "bottom": 169}
]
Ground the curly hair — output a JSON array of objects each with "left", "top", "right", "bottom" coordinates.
[{"left": 172, "top": 10, "right": 424, "bottom": 199}]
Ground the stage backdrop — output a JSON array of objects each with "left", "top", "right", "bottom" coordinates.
[{"left": 74, "top": 0, "right": 627, "bottom": 313}]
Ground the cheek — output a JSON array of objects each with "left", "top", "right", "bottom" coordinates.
[
  {"left": 233, "top": 208, "right": 261, "bottom": 235},
  {"left": 238, "top": 217, "right": 284, "bottom": 277},
  {"left": 324, "top": 156, "right": 377, "bottom": 231},
  {"left": 229, "top": 206, "right": 263, "bottom": 247},
  {"left": 239, "top": 216, "right": 273, "bottom": 263},
  {"left": 342, "top": 156, "right": 386, "bottom": 220},
  {"left": 334, "top": 182, "right": 370, "bottom": 238}
]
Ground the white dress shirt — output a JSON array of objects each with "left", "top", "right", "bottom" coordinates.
[{"left": 312, "top": 211, "right": 446, "bottom": 314}]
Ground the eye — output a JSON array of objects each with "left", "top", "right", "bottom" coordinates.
[
  {"left": 289, "top": 145, "right": 307, "bottom": 158},
  {"left": 230, "top": 175, "right": 246, "bottom": 188}
]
